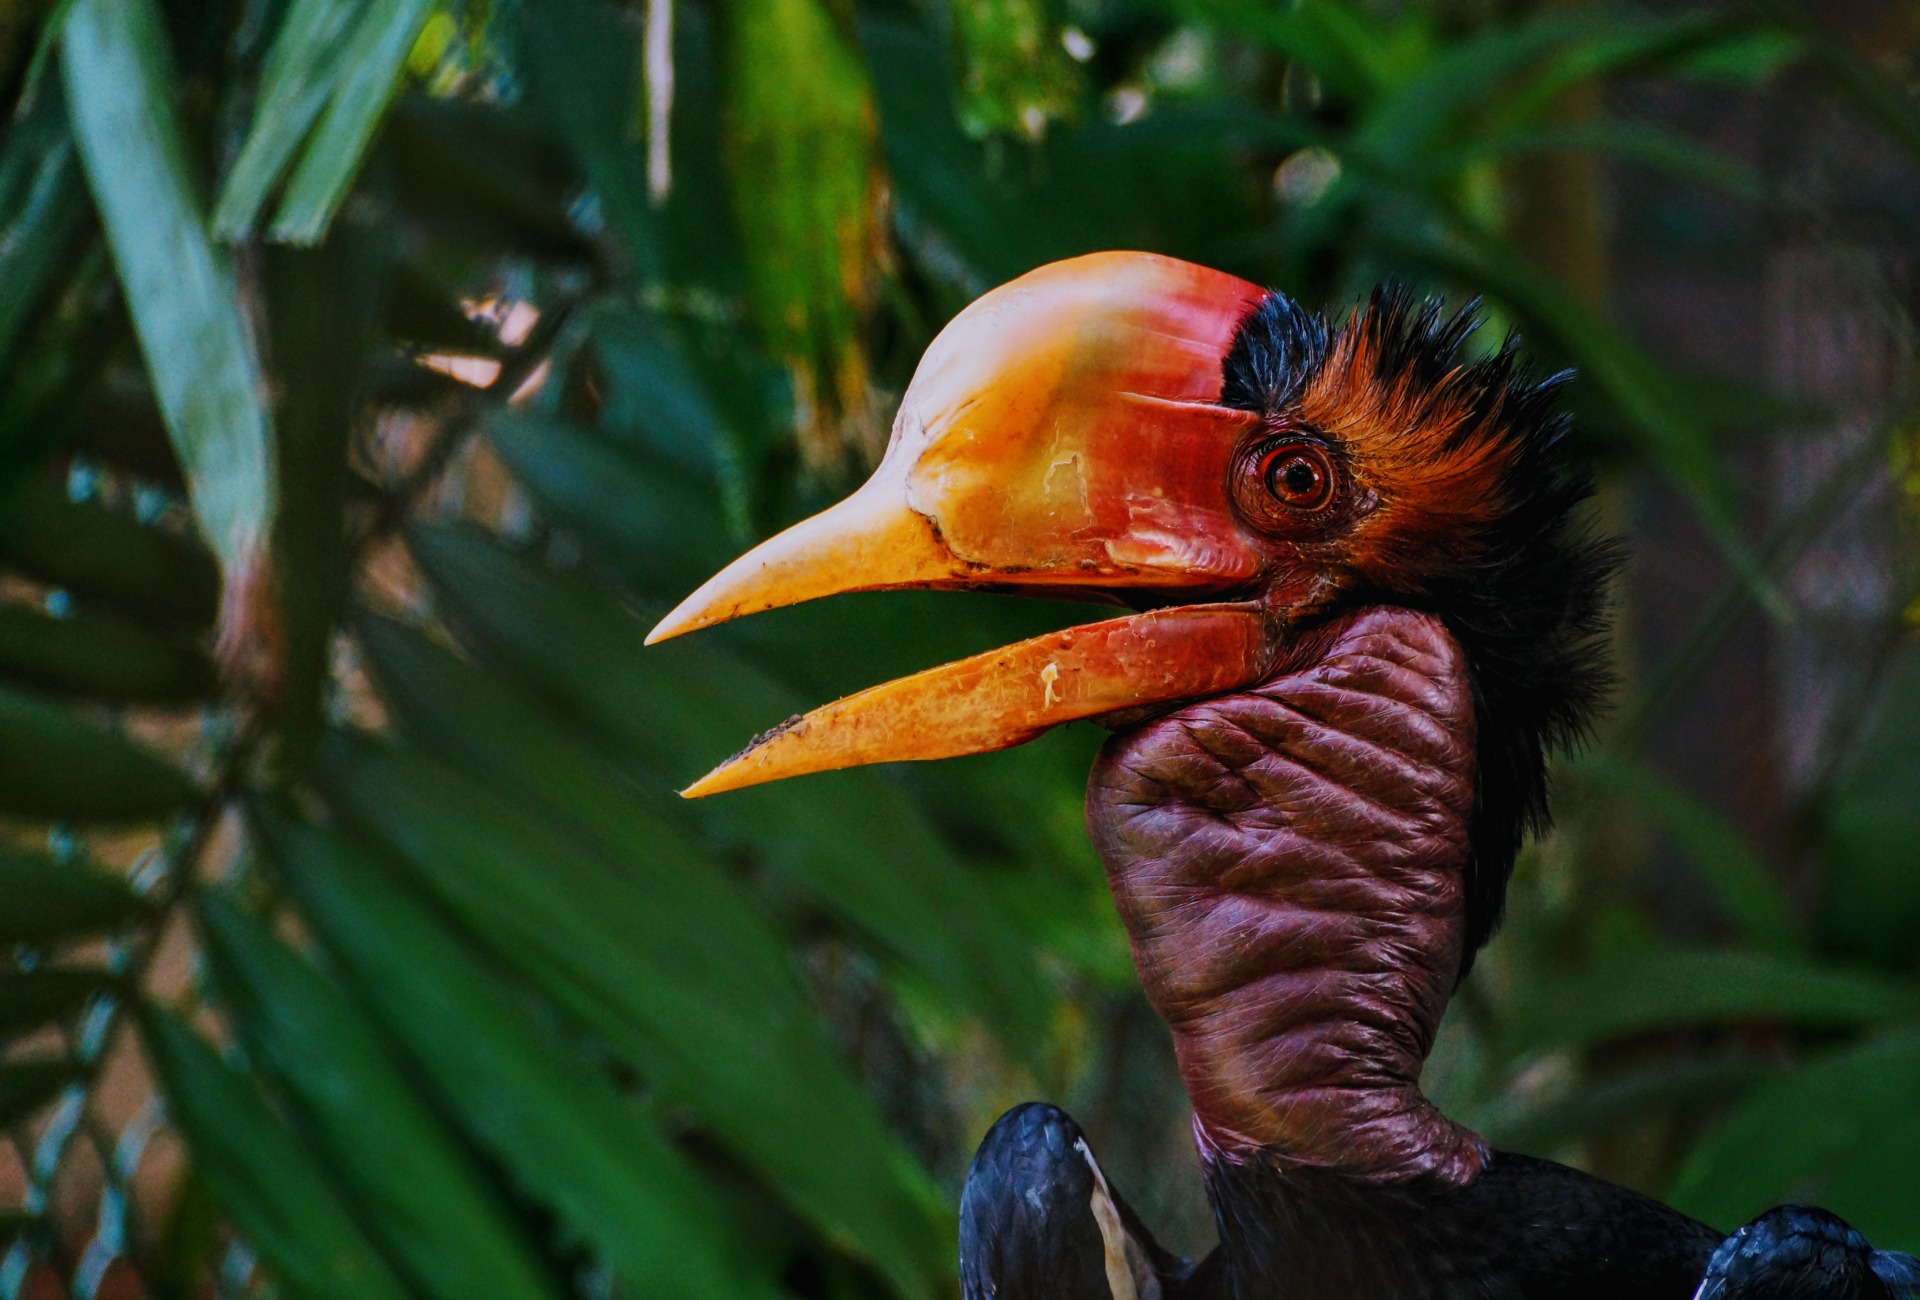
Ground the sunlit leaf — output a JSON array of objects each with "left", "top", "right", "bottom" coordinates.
[
  {"left": 0, "top": 682, "right": 199, "bottom": 821},
  {"left": 256, "top": 811, "right": 781, "bottom": 1300},
  {"left": 270, "top": 0, "right": 437, "bottom": 242},
  {"left": 864, "top": 15, "right": 1272, "bottom": 292},
  {"left": 195, "top": 891, "right": 565, "bottom": 1300},
  {"left": 138, "top": 1008, "right": 415, "bottom": 1300},
  {"left": 951, "top": 0, "right": 1080, "bottom": 140},
  {"left": 212, "top": 0, "right": 371, "bottom": 238},
  {"left": 315, "top": 732, "right": 948, "bottom": 1297},
  {"left": 721, "top": 0, "right": 881, "bottom": 465},
  {"left": 0, "top": 845, "right": 147, "bottom": 945},
  {"left": 60, "top": 0, "right": 277, "bottom": 596}
]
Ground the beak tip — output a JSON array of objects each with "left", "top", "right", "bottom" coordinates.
[
  {"left": 644, "top": 605, "right": 701, "bottom": 646},
  {"left": 679, "top": 767, "right": 734, "bottom": 799}
]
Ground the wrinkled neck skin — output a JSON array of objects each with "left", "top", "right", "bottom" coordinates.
[{"left": 1088, "top": 605, "right": 1487, "bottom": 1194}]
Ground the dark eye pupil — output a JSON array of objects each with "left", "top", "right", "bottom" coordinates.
[
  {"left": 1267, "top": 453, "right": 1324, "bottom": 503},
  {"left": 1245, "top": 441, "right": 1335, "bottom": 520}
]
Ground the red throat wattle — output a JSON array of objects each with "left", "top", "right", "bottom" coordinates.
[{"left": 1089, "top": 605, "right": 1486, "bottom": 1186}]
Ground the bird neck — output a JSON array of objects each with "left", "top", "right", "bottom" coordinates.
[{"left": 1087, "top": 605, "right": 1486, "bottom": 1188}]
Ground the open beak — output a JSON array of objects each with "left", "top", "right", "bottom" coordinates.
[{"left": 649, "top": 251, "right": 1283, "bottom": 797}]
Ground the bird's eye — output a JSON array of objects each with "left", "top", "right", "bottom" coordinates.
[{"left": 1257, "top": 443, "right": 1335, "bottom": 511}]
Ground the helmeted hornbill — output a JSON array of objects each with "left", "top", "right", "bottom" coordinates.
[{"left": 649, "top": 252, "right": 1920, "bottom": 1300}]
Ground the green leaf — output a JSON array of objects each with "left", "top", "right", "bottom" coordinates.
[
  {"left": 152, "top": 1168, "right": 221, "bottom": 1300},
  {"left": 138, "top": 1008, "right": 414, "bottom": 1300},
  {"left": 314, "top": 733, "right": 947, "bottom": 1298},
  {"left": 211, "top": 0, "right": 371, "bottom": 238},
  {"left": 0, "top": 84, "right": 89, "bottom": 368},
  {"left": 1820, "top": 653, "right": 1920, "bottom": 974},
  {"left": 0, "top": 605, "right": 212, "bottom": 702},
  {"left": 1441, "top": 121, "right": 1764, "bottom": 204},
  {"left": 194, "top": 892, "right": 564, "bottom": 1300},
  {"left": 1353, "top": 10, "right": 1602, "bottom": 163},
  {"left": 0, "top": 1061, "right": 79, "bottom": 1126},
  {"left": 408, "top": 524, "right": 1054, "bottom": 1067},
  {"left": 0, "top": 970, "right": 114, "bottom": 1039},
  {"left": 0, "top": 845, "right": 147, "bottom": 945},
  {"left": 0, "top": 682, "right": 199, "bottom": 822},
  {"left": 1474, "top": 12, "right": 1754, "bottom": 138},
  {"left": 1477, "top": 1054, "right": 1778, "bottom": 1156},
  {"left": 0, "top": 479, "right": 220, "bottom": 630},
  {"left": 520, "top": 0, "right": 660, "bottom": 276},
  {"left": 720, "top": 0, "right": 881, "bottom": 463},
  {"left": 270, "top": 0, "right": 437, "bottom": 243},
  {"left": 1668, "top": 1028, "right": 1920, "bottom": 1231},
  {"left": 1173, "top": 0, "right": 1391, "bottom": 104},
  {"left": 384, "top": 262, "right": 501, "bottom": 354},
  {"left": 60, "top": 0, "right": 276, "bottom": 590},
  {"left": 481, "top": 411, "right": 733, "bottom": 598},
  {"left": 1668, "top": 27, "right": 1801, "bottom": 86},
  {"left": 1500, "top": 948, "right": 1920, "bottom": 1059},
  {"left": 255, "top": 811, "right": 781, "bottom": 1300},
  {"left": 261, "top": 232, "right": 385, "bottom": 774},
  {"left": 584, "top": 305, "right": 785, "bottom": 527},
  {"left": 861, "top": 17, "right": 1057, "bottom": 290},
  {"left": 1572, "top": 754, "right": 1800, "bottom": 956},
  {"left": 383, "top": 96, "right": 593, "bottom": 266},
  {"left": 1817, "top": 1107, "right": 1920, "bottom": 1253}
]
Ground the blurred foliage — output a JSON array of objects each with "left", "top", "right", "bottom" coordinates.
[{"left": 0, "top": 0, "right": 1916, "bottom": 1295}]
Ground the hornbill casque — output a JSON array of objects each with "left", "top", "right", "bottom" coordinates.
[{"left": 648, "top": 251, "right": 1920, "bottom": 1300}]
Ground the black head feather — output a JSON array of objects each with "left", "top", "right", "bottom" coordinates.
[{"left": 1222, "top": 286, "right": 1620, "bottom": 975}]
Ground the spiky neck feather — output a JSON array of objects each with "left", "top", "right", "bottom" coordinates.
[{"left": 1221, "top": 288, "right": 1618, "bottom": 972}]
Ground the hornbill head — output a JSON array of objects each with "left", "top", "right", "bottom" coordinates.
[{"left": 649, "top": 249, "right": 1612, "bottom": 967}]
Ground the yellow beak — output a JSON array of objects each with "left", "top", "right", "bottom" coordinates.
[{"left": 650, "top": 251, "right": 1285, "bottom": 797}]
